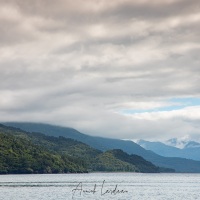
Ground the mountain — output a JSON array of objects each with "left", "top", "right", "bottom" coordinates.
[
  {"left": 3, "top": 122, "right": 149, "bottom": 153},
  {"left": 138, "top": 139, "right": 181, "bottom": 157},
  {"left": 184, "top": 141, "right": 200, "bottom": 149},
  {"left": 0, "top": 124, "right": 161, "bottom": 174},
  {"left": 0, "top": 126, "right": 87, "bottom": 174},
  {"left": 165, "top": 138, "right": 200, "bottom": 149},
  {"left": 137, "top": 139, "right": 200, "bottom": 161},
  {"left": 3, "top": 122, "right": 200, "bottom": 173},
  {"left": 92, "top": 149, "right": 160, "bottom": 173},
  {"left": 165, "top": 138, "right": 187, "bottom": 149}
]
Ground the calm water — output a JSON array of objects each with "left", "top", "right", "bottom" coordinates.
[{"left": 0, "top": 173, "right": 200, "bottom": 200}]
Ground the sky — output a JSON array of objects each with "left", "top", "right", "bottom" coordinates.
[{"left": 0, "top": 0, "right": 200, "bottom": 141}]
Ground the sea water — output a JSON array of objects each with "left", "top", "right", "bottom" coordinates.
[{"left": 0, "top": 173, "right": 200, "bottom": 200}]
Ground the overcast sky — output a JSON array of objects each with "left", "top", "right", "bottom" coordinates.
[{"left": 0, "top": 0, "right": 200, "bottom": 140}]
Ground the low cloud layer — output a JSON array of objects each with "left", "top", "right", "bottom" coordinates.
[{"left": 0, "top": 0, "right": 200, "bottom": 140}]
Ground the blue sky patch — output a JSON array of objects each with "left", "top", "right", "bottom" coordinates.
[{"left": 121, "top": 97, "right": 200, "bottom": 114}]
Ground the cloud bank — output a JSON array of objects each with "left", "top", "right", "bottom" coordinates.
[{"left": 0, "top": 0, "right": 200, "bottom": 140}]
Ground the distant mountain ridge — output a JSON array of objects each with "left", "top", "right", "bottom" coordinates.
[
  {"left": 165, "top": 138, "right": 200, "bottom": 149},
  {"left": 3, "top": 122, "right": 200, "bottom": 173},
  {"left": 137, "top": 139, "right": 200, "bottom": 161}
]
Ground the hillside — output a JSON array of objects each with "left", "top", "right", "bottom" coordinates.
[
  {"left": 0, "top": 124, "right": 161, "bottom": 174},
  {"left": 4, "top": 122, "right": 200, "bottom": 172},
  {"left": 93, "top": 149, "right": 160, "bottom": 173},
  {"left": 0, "top": 132, "right": 87, "bottom": 174},
  {"left": 138, "top": 139, "right": 200, "bottom": 161}
]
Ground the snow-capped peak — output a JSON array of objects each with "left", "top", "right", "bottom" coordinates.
[{"left": 165, "top": 138, "right": 200, "bottom": 149}]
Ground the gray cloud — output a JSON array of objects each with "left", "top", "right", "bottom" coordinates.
[{"left": 0, "top": 0, "right": 200, "bottom": 140}]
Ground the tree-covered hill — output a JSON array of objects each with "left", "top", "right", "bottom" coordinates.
[
  {"left": 91, "top": 149, "right": 162, "bottom": 173},
  {"left": 4, "top": 122, "right": 200, "bottom": 172},
  {"left": 0, "top": 132, "right": 87, "bottom": 174},
  {"left": 0, "top": 124, "right": 170, "bottom": 174}
]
